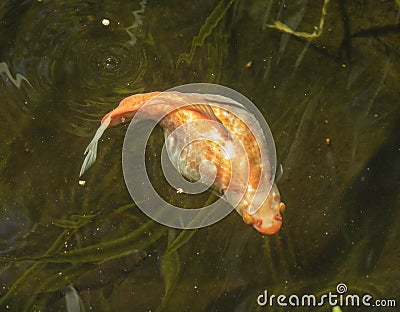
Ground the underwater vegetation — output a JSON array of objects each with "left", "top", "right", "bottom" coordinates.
[{"left": 0, "top": 0, "right": 399, "bottom": 311}]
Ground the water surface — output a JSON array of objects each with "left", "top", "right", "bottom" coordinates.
[{"left": 0, "top": 0, "right": 399, "bottom": 311}]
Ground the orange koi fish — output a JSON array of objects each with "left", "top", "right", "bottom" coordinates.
[{"left": 80, "top": 91, "right": 285, "bottom": 234}]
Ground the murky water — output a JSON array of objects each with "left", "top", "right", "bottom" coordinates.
[{"left": 0, "top": 0, "right": 399, "bottom": 311}]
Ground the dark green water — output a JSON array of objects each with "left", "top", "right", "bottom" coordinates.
[{"left": 0, "top": 0, "right": 399, "bottom": 311}]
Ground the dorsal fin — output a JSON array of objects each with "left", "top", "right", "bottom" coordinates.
[
  {"left": 189, "top": 103, "right": 220, "bottom": 122},
  {"left": 200, "top": 93, "right": 245, "bottom": 108}
]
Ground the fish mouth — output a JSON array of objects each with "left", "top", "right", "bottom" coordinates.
[{"left": 254, "top": 214, "right": 282, "bottom": 235}]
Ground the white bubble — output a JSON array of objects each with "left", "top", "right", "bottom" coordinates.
[{"left": 102, "top": 19, "right": 110, "bottom": 26}]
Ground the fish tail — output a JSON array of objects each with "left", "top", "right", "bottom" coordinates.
[{"left": 79, "top": 115, "right": 112, "bottom": 177}]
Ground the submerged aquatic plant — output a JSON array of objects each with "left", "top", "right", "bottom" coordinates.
[
  {"left": 1, "top": 0, "right": 399, "bottom": 310},
  {"left": 265, "top": 0, "right": 330, "bottom": 39},
  {"left": 0, "top": 207, "right": 166, "bottom": 310},
  {"left": 176, "top": 0, "right": 234, "bottom": 67}
]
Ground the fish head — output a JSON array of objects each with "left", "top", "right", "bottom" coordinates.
[{"left": 242, "top": 184, "right": 285, "bottom": 235}]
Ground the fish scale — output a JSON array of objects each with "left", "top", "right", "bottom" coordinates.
[{"left": 79, "top": 91, "right": 285, "bottom": 234}]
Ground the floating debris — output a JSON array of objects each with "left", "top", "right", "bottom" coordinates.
[
  {"left": 325, "top": 138, "right": 331, "bottom": 146},
  {"left": 102, "top": 18, "right": 110, "bottom": 26},
  {"left": 78, "top": 180, "right": 86, "bottom": 186}
]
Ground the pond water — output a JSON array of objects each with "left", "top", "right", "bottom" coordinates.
[{"left": 0, "top": 0, "right": 399, "bottom": 311}]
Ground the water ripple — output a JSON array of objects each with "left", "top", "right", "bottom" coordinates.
[{"left": 6, "top": 1, "right": 149, "bottom": 134}]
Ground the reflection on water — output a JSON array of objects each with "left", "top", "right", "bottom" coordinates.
[
  {"left": 124, "top": 0, "right": 147, "bottom": 46},
  {"left": 0, "top": 62, "right": 33, "bottom": 89},
  {"left": 0, "top": 0, "right": 399, "bottom": 311}
]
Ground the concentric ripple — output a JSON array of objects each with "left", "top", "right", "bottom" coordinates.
[{"left": 8, "top": 1, "right": 149, "bottom": 134}]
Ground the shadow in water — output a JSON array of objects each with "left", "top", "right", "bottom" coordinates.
[{"left": 340, "top": 116, "right": 399, "bottom": 275}]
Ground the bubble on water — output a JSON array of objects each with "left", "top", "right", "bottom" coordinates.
[
  {"left": 101, "top": 18, "right": 110, "bottom": 26},
  {"left": 100, "top": 56, "right": 120, "bottom": 72},
  {"left": 9, "top": 2, "right": 149, "bottom": 135}
]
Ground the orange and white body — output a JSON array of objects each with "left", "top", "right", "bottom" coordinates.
[{"left": 80, "top": 91, "right": 285, "bottom": 234}]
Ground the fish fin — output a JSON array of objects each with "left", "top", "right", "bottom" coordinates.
[
  {"left": 189, "top": 103, "right": 220, "bottom": 122},
  {"left": 79, "top": 141, "right": 98, "bottom": 177},
  {"left": 79, "top": 115, "right": 111, "bottom": 177},
  {"left": 199, "top": 93, "right": 245, "bottom": 108}
]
